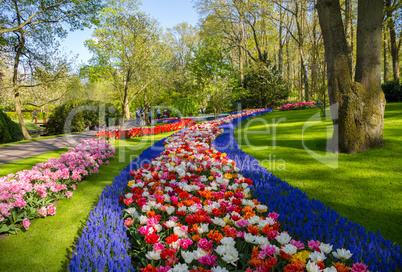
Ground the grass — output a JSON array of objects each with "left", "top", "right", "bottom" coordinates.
[
  {"left": 0, "top": 132, "right": 174, "bottom": 272},
  {"left": 17, "top": 121, "right": 43, "bottom": 131},
  {"left": 236, "top": 102, "right": 402, "bottom": 246}
]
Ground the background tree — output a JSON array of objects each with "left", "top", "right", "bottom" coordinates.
[
  {"left": 384, "top": 0, "right": 401, "bottom": 82},
  {"left": 316, "top": 0, "right": 386, "bottom": 154},
  {"left": 22, "top": 51, "right": 72, "bottom": 118},
  {"left": 243, "top": 60, "right": 290, "bottom": 108},
  {"left": 0, "top": 0, "right": 103, "bottom": 139},
  {"left": 162, "top": 23, "right": 200, "bottom": 109},
  {"left": 85, "top": 0, "right": 163, "bottom": 128},
  {"left": 189, "top": 35, "right": 235, "bottom": 118}
]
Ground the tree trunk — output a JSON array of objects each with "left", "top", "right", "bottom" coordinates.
[
  {"left": 311, "top": 5, "right": 318, "bottom": 99},
  {"left": 278, "top": 0, "right": 284, "bottom": 75},
  {"left": 385, "top": 0, "right": 400, "bottom": 82},
  {"left": 120, "top": 89, "right": 129, "bottom": 129},
  {"left": 317, "top": 0, "right": 385, "bottom": 154},
  {"left": 286, "top": 38, "right": 290, "bottom": 84},
  {"left": 239, "top": 45, "right": 244, "bottom": 86},
  {"left": 13, "top": 30, "right": 31, "bottom": 140},
  {"left": 124, "top": 103, "right": 130, "bottom": 120},
  {"left": 344, "top": 0, "right": 353, "bottom": 77},
  {"left": 295, "top": 2, "right": 309, "bottom": 102},
  {"left": 383, "top": 29, "right": 388, "bottom": 82}
]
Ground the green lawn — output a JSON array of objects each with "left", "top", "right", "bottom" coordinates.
[
  {"left": 236, "top": 102, "right": 402, "bottom": 246},
  {"left": 0, "top": 132, "right": 174, "bottom": 272},
  {"left": 12, "top": 120, "right": 43, "bottom": 130}
]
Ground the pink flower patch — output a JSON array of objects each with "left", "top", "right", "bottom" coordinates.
[
  {"left": 37, "top": 207, "right": 47, "bottom": 217},
  {"left": 66, "top": 191, "right": 73, "bottom": 198},
  {"left": 23, "top": 218, "right": 30, "bottom": 230},
  {"left": 47, "top": 205, "right": 56, "bottom": 216}
]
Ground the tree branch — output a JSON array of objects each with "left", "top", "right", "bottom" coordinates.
[{"left": 0, "top": 1, "right": 63, "bottom": 34}]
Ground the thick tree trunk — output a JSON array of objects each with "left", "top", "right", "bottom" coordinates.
[
  {"left": 344, "top": 0, "right": 353, "bottom": 77},
  {"left": 13, "top": 30, "right": 31, "bottom": 140},
  {"left": 317, "top": 0, "right": 385, "bottom": 154}
]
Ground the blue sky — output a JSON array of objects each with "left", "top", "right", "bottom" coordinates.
[{"left": 60, "top": 0, "right": 199, "bottom": 65}]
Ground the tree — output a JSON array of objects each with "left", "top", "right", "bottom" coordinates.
[
  {"left": 316, "top": 0, "right": 386, "bottom": 154},
  {"left": 85, "top": 0, "right": 163, "bottom": 128},
  {"left": 190, "top": 36, "right": 234, "bottom": 118},
  {"left": 384, "top": 0, "right": 401, "bottom": 82},
  {"left": 243, "top": 60, "right": 290, "bottom": 108},
  {"left": 163, "top": 23, "right": 199, "bottom": 105},
  {"left": 22, "top": 51, "right": 72, "bottom": 118},
  {"left": 0, "top": 0, "right": 103, "bottom": 139}
]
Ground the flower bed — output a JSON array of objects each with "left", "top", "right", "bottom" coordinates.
[
  {"left": 213, "top": 115, "right": 402, "bottom": 271},
  {"left": 279, "top": 101, "right": 316, "bottom": 111},
  {"left": 118, "top": 112, "right": 370, "bottom": 272},
  {"left": 69, "top": 136, "right": 167, "bottom": 272},
  {"left": 69, "top": 109, "right": 401, "bottom": 271},
  {"left": 69, "top": 109, "right": 267, "bottom": 271},
  {"left": 0, "top": 138, "right": 115, "bottom": 234},
  {"left": 96, "top": 119, "right": 198, "bottom": 140}
]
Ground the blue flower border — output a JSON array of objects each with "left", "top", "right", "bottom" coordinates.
[
  {"left": 69, "top": 138, "right": 166, "bottom": 271},
  {"left": 212, "top": 112, "right": 402, "bottom": 272}
]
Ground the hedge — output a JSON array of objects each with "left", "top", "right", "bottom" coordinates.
[
  {"left": 0, "top": 109, "right": 22, "bottom": 144},
  {"left": 381, "top": 80, "right": 402, "bottom": 102},
  {"left": 4, "top": 111, "right": 33, "bottom": 120},
  {"left": 46, "top": 100, "right": 121, "bottom": 135}
]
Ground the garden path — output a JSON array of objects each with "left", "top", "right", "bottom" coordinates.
[{"left": 0, "top": 120, "right": 138, "bottom": 165}]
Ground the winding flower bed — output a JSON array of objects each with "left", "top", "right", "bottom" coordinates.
[
  {"left": 0, "top": 138, "right": 115, "bottom": 234},
  {"left": 96, "top": 119, "right": 197, "bottom": 140},
  {"left": 70, "top": 110, "right": 401, "bottom": 272},
  {"left": 279, "top": 102, "right": 316, "bottom": 111}
]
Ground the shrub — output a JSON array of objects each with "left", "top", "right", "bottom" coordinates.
[
  {"left": 0, "top": 109, "right": 22, "bottom": 143},
  {"left": 46, "top": 100, "right": 121, "bottom": 135},
  {"left": 381, "top": 80, "right": 402, "bottom": 102},
  {"left": 4, "top": 111, "right": 32, "bottom": 120},
  {"left": 243, "top": 60, "right": 290, "bottom": 108},
  {"left": 174, "top": 97, "right": 200, "bottom": 117}
]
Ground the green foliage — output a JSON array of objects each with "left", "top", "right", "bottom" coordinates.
[
  {"left": 174, "top": 97, "right": 200, "bottom": 116},
  {"left": 46, "top": 100, "right": 121, "bottom": 135},
  {"left": 0, "top": 110, "right": 22, "bottom": 143},
  {"left": 4, "top": 111, "right": 32, "bottom": 120},
  {"left": 381, "top": 80, "right": 402, "bottom": 102},
  {"left": 189, "top": 35, "right": 235, "bottom": 116},
  {"left": 0, "top": 105, "right": 14, "bottom": 111},
  {"left": 242, "top": 61, "right": 290, "bottom": 108},
  {"left": 84, "top": 1, "right": 163, "bottom": 122}
]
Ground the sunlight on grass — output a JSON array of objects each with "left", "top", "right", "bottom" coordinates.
[{"left": 237, "top": 103, "right": 402, "bottom": 246}]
